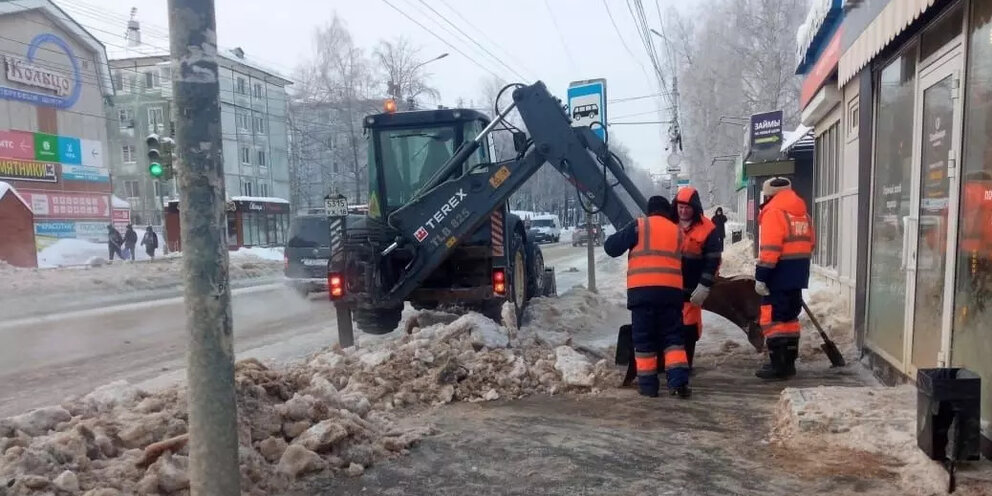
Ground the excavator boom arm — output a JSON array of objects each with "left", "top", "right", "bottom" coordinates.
[{"left": 384, "top": 81, "right": 647, "bottom": 302}]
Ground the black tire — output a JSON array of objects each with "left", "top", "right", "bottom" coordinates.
[
  {"left": 509, "top": 231, "right": 528, "bottom": 312},
  {"left": 353, "top": 306, "right": 403, "bottom": 335},
  {"left": 524, "top": 240, "right": 545, "bottom": 299}
]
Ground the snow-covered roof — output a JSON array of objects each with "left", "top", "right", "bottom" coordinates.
[
  {"left": 230, "top": 196, "right": 290, "bottom": 204},
  {"left": 782, "top": 124, "right": 814, "bottom": 152},
  {"left": 111, "top": 195, "right": 130, "bottom": 208},
  {"left": 0, "top": 181, "right": 30, "bottom": 210}
]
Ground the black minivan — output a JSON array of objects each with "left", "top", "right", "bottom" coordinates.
[{"left": 284, "top": 214, "right": 331, "bottom": 295}]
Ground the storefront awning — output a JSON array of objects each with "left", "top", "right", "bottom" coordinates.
[{"left": 838, "top": 0, "right": 938, "bottom": 85}]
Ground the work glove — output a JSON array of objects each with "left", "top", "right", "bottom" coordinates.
[
  {"left": 754, "top": 281, "right": 770, "bottom": 296},
  {"left": 689, "top": 284, "right": 710, "bottom": 306}
]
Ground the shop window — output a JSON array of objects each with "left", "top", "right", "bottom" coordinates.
[
  {"left": 953, "top": 0, "right": 992, "bottom": 433},
  {"left": 865, "top": 44, "right": 917, "bottom": 362},
  {"left": 814, "top": 123, "right": 841, "bottom": 270}
]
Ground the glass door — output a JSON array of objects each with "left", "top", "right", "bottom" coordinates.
[{"left": 907, "top": 53, "right": 963, "bottom": 371}]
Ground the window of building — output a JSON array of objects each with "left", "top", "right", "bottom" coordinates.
[
  {"left": 259, "top": 182, "right": 268, "bottom": 197},
  {"left": 124, "top": 180, "right": 140, "bottom": 198},
  {"left": 145, "top": 70, "right": 160, "bottom": 90},
  {"left": 153, "top": 180, "right": 162, "bottom": 198},
  {"left": 236, "top": 111, "right": 249, "bottom": 132},
  {"left": 122, "top": 144, "right": 136, "bottom": 163},
  {"left": 241, "top": 179, "right": 253, "bottom": 196},
  {"left": 814, "top": 123, "right": 841, "bottom": 271},
  {"left": 257, "top": 150, "right": 267, "bottom": 166},
  {"left": 253, "top": 83, "right": 263, "bottom": 98},
  {"left": 240, "top": 147, "right": 251, "bottom": 164},
  {"left": 237, "top": 77, "right": 247, "bottom": 95},
  {"left": 113, "top": 70, "right": 124, "bottom": 91},
  {"left": 953, "top": 0, "right": 992, "bottom": 429},
  {"left": 253, "top": 115, "right": 265, "bottom": 134},
  {"left": 148, "top": 107, "right": 164, "bottom": 132},
  {"left": 848, "top": 98, "right": 859, "bottom": 139},
  {"left": 118, "top": 107, "right": 133, "bottom": 128}
]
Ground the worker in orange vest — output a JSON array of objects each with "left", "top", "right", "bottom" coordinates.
[
  {"left": 754, "top": 177, "right": 814, "bottom": 380},
  {"left": 605, "top": 195, "right": 691, "bottom": 398},
  {"left": 673, "top": 186, "right": 722, "bottom": 370}
]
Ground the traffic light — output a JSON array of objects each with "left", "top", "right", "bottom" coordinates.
[{"left": 146, "top": 133, "right": 176, "bottom": 179}]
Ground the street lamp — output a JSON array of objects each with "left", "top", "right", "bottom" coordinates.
[
  {"left": 411, "top": 52, "right": 449, "bottom": 73},
  {"left": 389, "top": 53, "right": 449, "bottom": 111}
]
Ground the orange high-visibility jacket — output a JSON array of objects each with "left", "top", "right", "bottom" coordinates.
[
  {"left": 756, "top": 189, "right": 814, "bottom": 291},
  {"left": 628, "top": 216, "right": 684, "bottom": 290},
  {"left": 961, "top": 179, "right": 992, "bottom": 257}
]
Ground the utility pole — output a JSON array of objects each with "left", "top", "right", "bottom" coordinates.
[
  {"left": 586, "top": 214, "right": 597, "bottom": 292},
  {"left": 167, "top": 0, "right": 241, "bottom": 494}
]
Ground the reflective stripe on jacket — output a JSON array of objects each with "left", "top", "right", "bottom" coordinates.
[
  {"left": 756, "top": 189, "right": 813, "bottom": 290},
  {"left": 628, "top": 216, "right": 683, "bottom": 290}
]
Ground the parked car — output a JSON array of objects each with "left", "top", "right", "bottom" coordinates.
[
  {"left": 284, "top": 214, "right": 331, "bottom": 296},
  {"left": 571, "top": 223, "right": 604, "bottom": 246}
]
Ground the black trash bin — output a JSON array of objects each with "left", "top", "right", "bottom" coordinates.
[
  {"left": 917, "top": 368, "right": 982, "bottom": 462},
  {"left": 731, "top": 230, "right": 743, "bottom": 244}
]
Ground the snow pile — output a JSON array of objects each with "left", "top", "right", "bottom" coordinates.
[
  {"left": 231, "top": 246, "right": 284, "bottom": 262},
  {"left": 0, "top": 310, "right": 619, "bottom": 494},
  {"left": 771, "top": 386, "right": 992, "bottom": 495},
  {"left": 719, "top": 239, "right": 755, "bottom": 276},
  {"left": 3, "top": 254, "right": 283, "bottom": 301}
]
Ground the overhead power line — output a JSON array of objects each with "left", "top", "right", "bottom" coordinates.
[
  {"left": 381, "top": 0, "right": 503, "bottom": 80},
  {"left": 414, "top": 0, "right": 529, "bottom": 82},
  {"left": 543, "top": 0, "right": 579, "bottom": 72},
  {"left": 436, "top": 0, "right": 536, "bottom": 81}
]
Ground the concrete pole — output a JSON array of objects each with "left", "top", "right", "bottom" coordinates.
[
  {"left": 586, "top": 216, "right": 597, "bottom": 293},
  {"left": 167, "top": 0, "right": 241, "bottom": 494}
]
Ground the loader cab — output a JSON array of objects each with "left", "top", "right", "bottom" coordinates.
[{"left": 364, "top": 108, "right": 492, "bottom": 218}]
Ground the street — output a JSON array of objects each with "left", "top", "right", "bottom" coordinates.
[{"left": 0, "top": 242, "right": 592, "bottom": 418}]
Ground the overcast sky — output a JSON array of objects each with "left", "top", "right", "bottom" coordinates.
[{"left": 57, "top": 0, "right": 692, "bottom": 174}]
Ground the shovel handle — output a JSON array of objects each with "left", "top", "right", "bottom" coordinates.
[{"left": 801, "top": 301, "right": 829, "bottom": 340}]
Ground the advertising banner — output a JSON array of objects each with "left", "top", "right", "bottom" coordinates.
[
  {"left": 21, "top": 191, "right": 110, "bottom": 218},
  {"left": 0, "top": 130, "right": 35, "bottom": 159},
  {"left": 61, "top": 164, "right": 109, "bottom": 182},
  {"left": 34, "top": 220, "right": 107, "bottom": 241},
  {"left": 0, "top": 157, "right": 57, "bottom": 182},
  {"left": 34, "top": 132, "right": 57, "bottom": 161},
  {"left": 57, "top": 136, "right": 81, "bottom": 165}
]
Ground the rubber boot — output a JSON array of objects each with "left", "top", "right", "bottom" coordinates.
[
  {"left": 755, "top": 344, "right": 788, "bottom": 380},
  {"left": 669, "top": 385, "right": 692, "bottom": 399},
  {"left": 638, "top": 374, "right": 660, "bottom": 397},
  {"left": 781, "top": 339, "right": 799, "bottom": 378}
]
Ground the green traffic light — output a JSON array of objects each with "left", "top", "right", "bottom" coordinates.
[{"left": 149, "top": 162, "right": 164, "bottom": 177}]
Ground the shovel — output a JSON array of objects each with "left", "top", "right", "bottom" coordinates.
[
  {"left": 615, "top": 324, "right": 637, "bottom": 387},
  {"left": 801, "top": 301, "right": 845, "bottom": 367}
]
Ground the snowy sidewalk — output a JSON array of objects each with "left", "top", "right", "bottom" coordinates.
[{"left": 298, "top": 353, "right": 895, "bottom": 495}]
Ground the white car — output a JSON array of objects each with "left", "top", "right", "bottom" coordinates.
[{"left": 526, "top": 214, "right": 562, "bottom": 243}]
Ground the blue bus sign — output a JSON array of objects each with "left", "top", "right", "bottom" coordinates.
[{"left": 567, "top": 79, "right": 607, "bottom": 142}]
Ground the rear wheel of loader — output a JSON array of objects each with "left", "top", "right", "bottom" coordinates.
[{"left": 353, "top": 306, "right": 403, "bottom": 335}]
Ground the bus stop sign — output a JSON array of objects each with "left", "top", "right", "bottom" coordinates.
[{"left": 567, "top": 79, "right": 607, "bottom": 141}]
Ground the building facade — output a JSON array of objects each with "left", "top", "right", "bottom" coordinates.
[
  {"left": 108, "top": 29, "right": 292, "bottom": 229},
  {"left": 0, "top": 0, "right": 114, "bottom": 258},
  {"left": 797, "top": 0, "right": 992, "bottom": 455}
]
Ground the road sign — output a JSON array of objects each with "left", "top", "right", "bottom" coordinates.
[
  {"left": 325, "top": 196, "right": 348, "bottom": 217},
  {"left": 567, "top": 79, "right": 607, "bottom": 142}
]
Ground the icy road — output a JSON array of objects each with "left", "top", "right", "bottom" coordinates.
[{"left": 0, "top": 243, "right": 592, "bottom": 417}]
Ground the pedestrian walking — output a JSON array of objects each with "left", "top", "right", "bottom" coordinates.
[
  {"left": 141, "top": 226, "right": 159, "bottom": 260},
  {"left": 604, "top": 195, "right": 691, "bottom": 399},
  {"left": 712, "top": 207, "right": 728, "bottom": 248},
  {"left": 123, "top": 224, "right": 138, "bottom": 261},
  {"left": 107, "top": 225, "right": 124, "bottom": 261},
  {"left": 754, "top": 177, "right": 814, "bottom": 380},
  {"left": 672, "top": 187, "right": 722, "bottom": 370}
]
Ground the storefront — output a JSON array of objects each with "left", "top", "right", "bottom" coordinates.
[
  {"left": 839, "top": 0, "right": 992, "bottom": 454},
  {"left": 0, "top": 0, "right": 114, "bottom": 260},
  {"left": 164, "top": 196, "right": 290, "bottom": 251}
]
